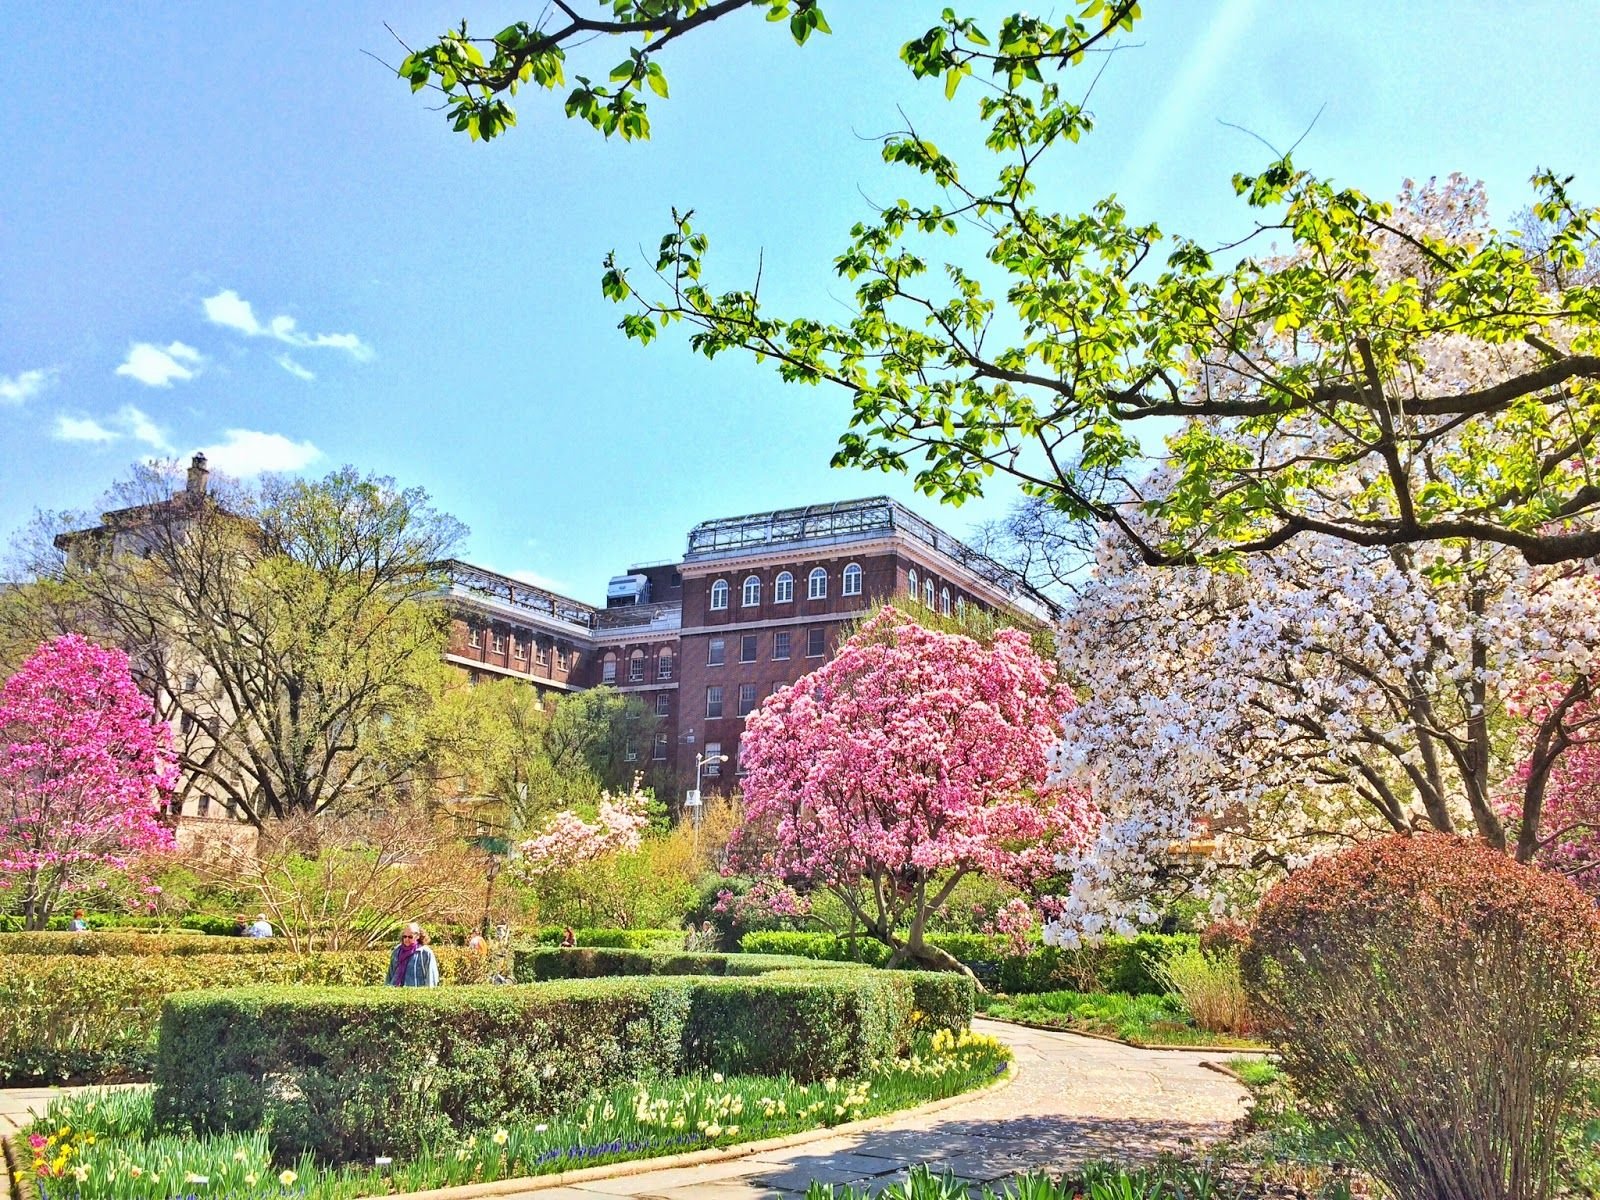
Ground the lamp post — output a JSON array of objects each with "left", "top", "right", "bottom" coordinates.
[{"left": 685, "top": 752, "right": 728, "bottom": 854}]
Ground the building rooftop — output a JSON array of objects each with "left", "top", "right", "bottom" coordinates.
[
  {"left": 432, "top": 559, "right": 597, "bottom": 630},
  {"left": 684, "top": 496, "right": 1058, "bottom": 618}
]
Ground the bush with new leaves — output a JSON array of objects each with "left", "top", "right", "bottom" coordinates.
[{"left": 1242, "top": 833, "right": 1600, "bottom": 1200}]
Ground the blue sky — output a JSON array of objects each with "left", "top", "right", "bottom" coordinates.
[{"left": 4, "top": 2, "right": 1598, "bottom": 602}]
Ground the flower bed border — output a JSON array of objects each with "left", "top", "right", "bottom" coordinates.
[
  {"left": 1, "top": 1064, "right": 1012, "bottom": 1200},
  {"left": 976, "top": 1012, "right": 1268, "bottom": 1052}
]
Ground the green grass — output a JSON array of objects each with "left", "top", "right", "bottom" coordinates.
[
  {"left": 1223, "top": 1056, "right": 1280, "bottom": 1089},
  {"left": 21, "top": 1028, "right": 1010, "bottom": 1200},
  {"left": 975, "top": 990, "right": 1267, "bottom": 1049}
]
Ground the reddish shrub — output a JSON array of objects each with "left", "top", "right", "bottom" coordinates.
[
  {"left": 1242, "top": 833, "right": 1600, "bottom": 1200},
  {"left": 1197, "top": 918, "right": 1250, "bottom": 956}
]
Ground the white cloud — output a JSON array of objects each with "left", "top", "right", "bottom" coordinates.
[
  {"left": 115, "top": 341, "right": 203, "bottom": 388},
  {"left": 275, "top": 354, "right": 316, "bottom": 382},
  {"left": 0, "top": 367, "right": 57, "bottom": 406},
  {"left": 53, "top": 414, "right": 118, "bottom": 443},
  {"left": 51, "top": 405, "right": 174, "bottom": 453},
  {"left": 198, "top": 429, "right": 321, "bottom": 477},
  {"left": 203, "top": 289, "right": 373, "bottom": 362}
]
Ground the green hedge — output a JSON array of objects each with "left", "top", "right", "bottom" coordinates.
[
  {"left": 0, "top": 913, "right": 240, "bottom": 934},
  {"left": 738, "top": 930, "right": 1199, "bottom": 995},
  {"left": 152, "top": 969, "right": 950, "bottom": 1162},
  {"left": 513, "top": 947, "right": 858, "bottom": 980},
  {"left": 529, "top": 926, "right": 687, "bottom": 949},
  {"left": 0, "top": 949, "right": 491, "bottom": 1084},
  {"left": 0, "top": 931, "right": 281, "bottom": 956}
]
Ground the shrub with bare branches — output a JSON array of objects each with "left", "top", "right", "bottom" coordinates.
[{"left": 1243, "top": 833, "right": 1600, "bottom": 1200}]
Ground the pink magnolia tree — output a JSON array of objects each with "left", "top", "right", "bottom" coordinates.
[
  {"left": 509, "top": 791, "right": 649, "bottom": 881},
  {"left": 734, "top": 607, "right": 1096, "bottom": 976},
  {"left": 0, "top": 634, "right": 176, "bottom": 929},
  {"left": 1500, "top": 669, "right": 1600, "bottom": 891}
]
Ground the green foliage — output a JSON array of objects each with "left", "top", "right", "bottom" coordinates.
[
  {"left": 740, "top": 930, "right": 1198, "bottom": 996},
  {"left": 398, "top": 3, "right": 835, "bottom": 144},
  {"left": 1151, "top": 947, "right": 1254, "bottom": 1036},
  {"left": 0, "top": 931, "right": 275, "bottom": 956},
  {"left": 513, "top": 945, "right": 859, "bottom": 979},
  {"left": 974, "top": 988, "right": 1262, "bottom": 1050},
  {"left": 31, "top": 1030, "right": 1008, "bottom": 1198},
  {"left": 0, "top": 948, "right": 490, "bottom": 1083},
  {"left": 529, "top": 926, "right": 688, "bottom": 949},
  {"left": 152, "top": 963, "right": 971, "bottom": 1162}
]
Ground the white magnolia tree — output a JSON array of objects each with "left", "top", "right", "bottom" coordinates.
[{"left": 1049, "top": 531, "right": 1600, "bottom": 938}]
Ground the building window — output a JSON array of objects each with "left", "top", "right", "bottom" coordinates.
[
  {"left": 708, "top": 638, "right": 725, "bottom": 667},
  {"left": 842, "top": 563, "right": 863, "bottom": 596},
  {"left": 807, "top": 627, "right": 826, "bottom": 657},
  {"left": 657, "top": 652, "right": 674, "bottom": 681},
  {"left": 956, "top": 597, "right": 967, "bottom": 619},
  {"left": 468, "top": 627, "right": 481, "bottom": 648},
  {"left": 710, "top": 580, "right": 730, "bottom": 610},
  {"left": 740, "top": 634, "right": 758, "bottom": 663},
  {"left": 941, "top": 587, "right": 951, "bottom": 616},
  {"left": 773, "top": 630, "right": 791, "bottom": 660},
  {"left": 742, "top": 575, "right": 762, "bottom": 607},
  {"left": 808, "top": 568, "right": 828, "bottom": 600},
  {"left": 602, "top": 656, "right": 618, "bottom": 684},
  {"left": 771, "top": 681, "right": 787, "bottom": 695},
  {"left": 624, "top": 741, "right": 638, "bottom": 762},
  {"left": 557, "top": 647, "right": 570, "bottom": 670},
  {"left": 536, "top": 641, "right": 549, "bottom": 665},
  {"left": 492, "top": 631, "right": 505, "bottom": 654},
  {"left": 628, "top": 652, "right": 645, "bottom": 683},
  {"left": 924, "top": 578, "right": 935, "bottom": 607},
  {"left": 704, "top": 741, "right": 722, "bottom": 776},
  {"left": 738, "top": 683, "right": 758, "bottom": 717},
  {"left": 774, "top": 571, "right": 794, "bottom": 603},
  {"left": 706, "top": 686, "right": 724, "bottom": 719},
  {"left": 907, "top": 569, "right": 918, "bottom": 601},
  {"left": 656, "top": 692, "right": 671, "bottom": 716},
  {"left": 512, "top": 636, "right": 526, "bottom": 660},
  {"left": 653, "top": 732, "right": 669, "bottom": 760}
]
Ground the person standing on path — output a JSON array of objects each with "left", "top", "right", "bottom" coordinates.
[
  {"left": 66, "top": 910, "right": 88, "bottom": 932},
  {"left": 387, "top": 922, "right": 440, "bottom": 987}
]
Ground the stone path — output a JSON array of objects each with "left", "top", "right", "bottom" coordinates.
[
  {"left": 501, "top": 1019, "right": 1249, "bottom": 1199},
  {"left": 0, "top": 1022, "right": 1249, "bottom": 1200}
]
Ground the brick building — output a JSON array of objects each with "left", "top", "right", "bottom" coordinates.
[{"left": 443, "top": 497, "right": 1057, "bottom": 798}]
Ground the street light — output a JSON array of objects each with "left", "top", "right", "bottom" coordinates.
[{"left": 686, "top": 752, "right": 729, "bottom": 851}]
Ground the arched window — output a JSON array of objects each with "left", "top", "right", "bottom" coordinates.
[
  {"left": 742, "top": 575, "right": 762, "bottom": 607},
  {"left": 602, "top": 654, "right": 618, "bottom": 684},
  {"left": 807, "top": 567, "right": 828, "bottom": 599},
  {"left": 842, "top": 563, "right": 863, "bottom": 596},
  {"left": 923, "top": 578, "right": 935, "bottom": 607},
  {"left": 956, "top": 596, "right": 967, "bottom": 619},
  {"left": 656, "top": 650, "right": 674, "bottom": 681},
  {"left": 709, "top": 579, "right": 730, "bottom": 610},
  {"left": 940, "top": 586, "right": 951, "bottom": 616},
  {"left": 774, "top": 571, "right": 794, "bottom": 603},
  {"left": 907, "top": 569, "right": 919, "bottom": 601},
  {"left": 628, "top": 649, "right": 645, "bottom": 683}
]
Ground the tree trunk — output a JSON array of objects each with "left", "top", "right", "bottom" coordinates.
[{"left": 884, "top": 935, "right": 981, "bottom": 987}]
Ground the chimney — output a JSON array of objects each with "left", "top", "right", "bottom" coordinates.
[{"left": 186, "top": 453, "right": 209, "bottom": 497}]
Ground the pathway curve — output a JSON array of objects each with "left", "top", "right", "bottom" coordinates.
[
  {"left": 0, "top": 1021, "right": 1250, "bottom": 1200},
  {"left": 501, "top": 1019, "right": 1250, "bottom": 1199}
]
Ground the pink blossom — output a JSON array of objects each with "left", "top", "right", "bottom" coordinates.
[
  {"left": 511, "top": 792, "right": 649, "bottom": 879},
  {"left": 0, "top": 635, "right": 176, "bottom": 928},
  {"left": 733, "top": 607, "right": 1096, "bottom": 961}
]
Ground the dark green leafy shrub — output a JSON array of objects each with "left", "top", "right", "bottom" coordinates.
[
  {"left": 153, "top": 981, "right": 692, "bottom": 1162},
  {"left": 152, "top": 966, "right": 967, "bottom": 1162},
  {"left": 0, "top": 948, "right": 490, "bottom": 1083},
  {"left": 513, "top": 947, "right": 858, "bottom": 980},
  {"left": 529, "top": 926, "right": 687, "bottom": 949},
  {"left": 742, "top": 930, "right": 1196, "bottom": 995},
  {"left": 1243, "top": 833, "right": 1600, "bottom": 1200},
  {"left": 0, "top": 931, "right": 278, "bottom": 956}
]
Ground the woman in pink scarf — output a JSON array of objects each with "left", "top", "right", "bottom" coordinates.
[{"left": 386, "top": 922, "right": 440, "bottom": 987}]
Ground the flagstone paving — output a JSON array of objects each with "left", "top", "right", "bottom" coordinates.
[
  {"left": 0, "top": 1021, "right": 1249, "bottom": 1200},
  {"left": 506, "top": 1019, "right": 1250, "bottom": 1199}
]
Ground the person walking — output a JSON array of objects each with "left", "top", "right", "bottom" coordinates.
[
  {"left": 560, "top": 925, "right": 576, "bottom": 948},
  {"left": 387, "top": 922, "right": 440, "bottom": 987}
]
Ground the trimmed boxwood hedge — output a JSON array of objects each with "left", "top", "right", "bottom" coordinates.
[
  {"left": 152, "top": 965, "right": 963, "bottom": 1162},
  {"left": 516, "top": 948, "right": 974, "bottom": 1057},
  {"left": 738, "top": 930, "right": 1199, "bottom": 995},
  {"left": 0, "top": 931, "right": 280, "bottom": 956},
  {"left": 0, "top": 948, "right": 492, "bottom": 1084}
]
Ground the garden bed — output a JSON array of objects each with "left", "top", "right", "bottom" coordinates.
[
  {"left": 975, "top": 990, "right": 1266, "bottom": 1050},
  {"left": 13, "top": 1028, "right": 1009, "bottom": 1199}
]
